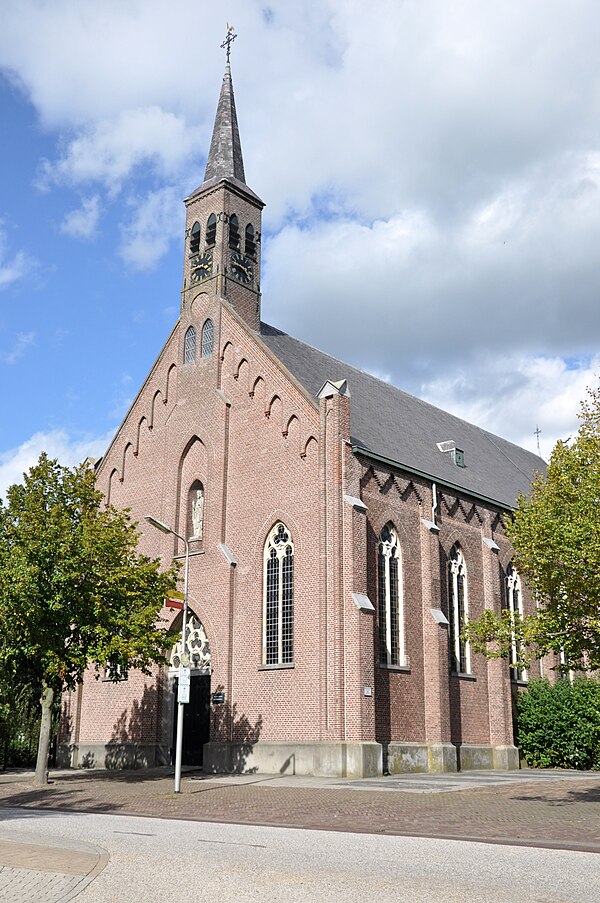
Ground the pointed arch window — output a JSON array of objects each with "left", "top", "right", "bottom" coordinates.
[
  {"left": 245, "top": 223, "right": 256, "bottom": 258},
  {"left": 229, "top": 213, "right": 240, "bottom": 249},
  {"left": 448, "top": 545, "right": 471, "bottom": 674},
  {"left": 506, "top": 563, "right": 527, "bottom": 682},
  {"left": 189, "top": 221, "right": 201, "bottom": 255},
  {"left": 206, "top": 214, "right": 217, "bottom": 247},
  {"left": 183, "top": 326, "right": 196, "bottom": 364},
  {"left": 201, "top": 319, "right": 213, "bottom": 357},
  {"left": 378, "top": 523, "right": 405, "bottom": 666},
  {"left": 263, "top": 523, "right": 294, "bottom": 665}
]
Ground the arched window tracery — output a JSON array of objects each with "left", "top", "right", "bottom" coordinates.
[
  {"left": 448, "top": 544, "right": 471, "bottom": 673},
  {"left": 263, "top": 523, "right": 294, "bottom": 665},
  {"left": 378, "top": 523, "right": 405, "bottom": 666}
]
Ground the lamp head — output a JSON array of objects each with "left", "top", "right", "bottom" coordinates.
[{"left": 144, "top": 515, "right": 173, "bottom": 535}]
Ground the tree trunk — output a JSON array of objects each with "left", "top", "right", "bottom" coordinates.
[{"left": 33, "top": 683, "right": 54, "bottom": 787}]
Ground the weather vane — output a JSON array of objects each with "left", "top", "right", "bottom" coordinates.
[{"left": 221, "top": 23, "right": 237, "bottom": 62}]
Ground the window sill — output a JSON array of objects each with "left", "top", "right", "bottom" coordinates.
[
  {"left": 258, "top": 663, "right": 295, "bottom": 671},
  {"left": 174, "top": 549, "right": 205, "bottom": 560},
  {"left": 379, "top": 663, "right": 411, "bottom": 673},
  {"left": 511, "top": 678, "right": 529, "bottom": 686},
  {"left": 451, "top": 671, "right": 476, "bottom": 681}
]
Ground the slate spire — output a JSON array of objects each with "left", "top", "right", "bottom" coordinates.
[{"left": 204, "top": 62, "right": 246, "bottom": 184}]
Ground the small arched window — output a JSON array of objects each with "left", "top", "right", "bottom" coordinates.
[
  {"left": 506, "top": 563, "right": 527, "bottom": 682},
  {"left": 183, "top": 326, "right": 196, "bottom": 364},
  {"left": 378, "top": 523, "right": 405, "bottom": 666},
  {"left": 245, "top": 223, "right": 256, "bottom": 258},
  {"left": 229, "top": 213, "right": 240, "bottom": 249},
  {"left": 448, "top": 545, "right": 470, "bottom": 674},
  {"left": 263, "top": 523, "right": 294, "bottom": 665},
  {"left": 206, "top": 214, "right": 217, "bottom": 247},
  {"left": 189, "top": 221, "right": 201, "bottom": 255},
  {"left": 201, "top": 319, "right": 213, "bottom": 357}
]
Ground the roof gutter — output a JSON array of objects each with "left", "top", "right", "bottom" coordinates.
[{"left": 351, "top": 445, "right": 515, "bottom": 512}]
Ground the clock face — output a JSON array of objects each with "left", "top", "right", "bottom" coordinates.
[
  {"left": 190, "top": 251, "right": 213, "bottom": 284},
  {"left": 230, "top": 252, "right": 253, "bottom": 285}
]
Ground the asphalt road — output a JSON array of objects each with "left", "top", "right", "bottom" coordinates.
[{"left": 1, "top": 808, "right": 598, "bottom": 903}]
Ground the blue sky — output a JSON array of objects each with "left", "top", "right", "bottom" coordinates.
[{"left": 1, "top": 0, "right": 600, "bottom": 494}]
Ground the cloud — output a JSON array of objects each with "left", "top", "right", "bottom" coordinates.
[
  {"left": 420, "top": 354, "right": 600, "bottom": 461},
  {"left": 119, "top": 186, "right": 183, "bottom": 269},
  {"left": 0, "top": 224, "right": 29, "bottom": 290},
  {"left": 60, "top": 195, "right": 101, "bottom": 239},
  {"left": 0, "top": 428, "right": 112, "bottom": 499},
  {"left": 0, "top": 331, "right": 35, "bottom": 365},
  {"left": 40, "top": 108, "right": 201, "bottom": 194},
  {"left": 1, "top": 0, "right": 600, "bottom": 460}
]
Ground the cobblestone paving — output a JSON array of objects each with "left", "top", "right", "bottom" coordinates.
[{"left": 0, "top": 768, "right": 599, "bottom": 854}]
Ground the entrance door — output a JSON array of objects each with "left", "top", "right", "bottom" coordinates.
[{"left": 172, "top": 674, "right": 211, "bottom": 766}]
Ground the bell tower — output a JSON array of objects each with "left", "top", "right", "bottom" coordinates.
[{"left": 182, "top": 29, "right": 264, "bottom": 331}]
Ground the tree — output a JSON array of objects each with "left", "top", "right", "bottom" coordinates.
[
  {"left": 465, "top": 385, "right": 600, "bottom": 672},
  {"left": 0, "top": 454, "right": 177, "bottom": 785}
]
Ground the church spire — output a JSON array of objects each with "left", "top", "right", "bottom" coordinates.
[{"left": 204, "top": 46, "right": 246, "bottom": 185}]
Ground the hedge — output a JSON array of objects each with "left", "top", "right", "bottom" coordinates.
[{"left": 516, "top": 677, "right": 600, "bottom": 770}]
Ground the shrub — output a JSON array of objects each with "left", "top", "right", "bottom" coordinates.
[{"left": 516, "top": 678, "right": 600, "bottom": 770}]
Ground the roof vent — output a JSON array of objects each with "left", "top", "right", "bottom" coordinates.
[{"left": 437, "top": 440, "right": 465, "bottom": 468}]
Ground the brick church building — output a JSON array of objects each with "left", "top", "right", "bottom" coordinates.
[{"left": 59, "top": 55, "right": 545, "bottom": 777}]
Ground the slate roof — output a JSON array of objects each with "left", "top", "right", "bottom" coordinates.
[
  {"left": 260, "top": 323, "right": 545, "bottom": 509},
  {"left": 185, "top": 62, "right": 264, "bottom": 206}
]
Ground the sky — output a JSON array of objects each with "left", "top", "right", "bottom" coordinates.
[{"left": 1, "top": 0, "right": 599, "bottom": 495}]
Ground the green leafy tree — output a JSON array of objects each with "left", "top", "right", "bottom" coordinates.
[
  {"left": 465, "top": 385, "right": 600, "bottom": 672},
  {"left": 0, "top": 454, "right": 177, "bottom": 785}
]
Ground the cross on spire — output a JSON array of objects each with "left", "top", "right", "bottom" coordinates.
[
  {"left": 221, "top": 23, "right": 237, "bottom": 62},
  {"left": 534, "top": 425, "right": 542, "bottom": 457}
]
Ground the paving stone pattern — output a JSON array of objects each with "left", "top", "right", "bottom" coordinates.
[{"left": 0, "top": 768, "right": 599, "bottom": 855}]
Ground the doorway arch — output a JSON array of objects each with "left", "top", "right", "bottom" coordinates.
[{"left": 167, "top": 614, "right": 211, "bottom": 766}]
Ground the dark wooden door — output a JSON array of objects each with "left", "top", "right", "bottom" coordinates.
[{"left": 172, "top": 674, "right": 211, "bottom": 766}]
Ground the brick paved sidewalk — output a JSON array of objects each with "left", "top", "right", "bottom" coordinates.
[
  {"left": 0, "top": 768, "right": 599, "bottom": 854},
  {"left": 0, "top": 834, "right": 108, "bottom": 903}
]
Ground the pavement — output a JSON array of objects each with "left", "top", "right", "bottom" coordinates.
[{"left": 0, "top": 766, "right": 599, "bottom": 901}]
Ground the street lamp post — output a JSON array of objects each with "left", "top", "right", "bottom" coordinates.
[{"left": 144, "top": 515, "right": 190, "bottom": 794}]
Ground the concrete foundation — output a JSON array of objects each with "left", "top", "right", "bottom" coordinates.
[
  {"left": 203, "top": 741, "right": 383, "bottom": 778},
  {"left": 386, "top": 742, "right": 458, "bottom": 774},
  {"left": 57, "top": 742, "right": 168, "bottom": 770},
  {"left": 457, "top": 744, "right": 520, "bottom": 771}
]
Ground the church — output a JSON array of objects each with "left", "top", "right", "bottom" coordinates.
[{"left": 58, "top": 49, "right": 546, "bottom": 778}]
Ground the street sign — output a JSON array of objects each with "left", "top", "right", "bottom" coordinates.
[
  {"left": 178, "top": 683, "right": 190, "bottom": 704},
  {"left": 165, "top": 598, "right": 184, "bottom": 610},
  {"left": 178, "top": 666, "right": 191, "bottom": 704}
]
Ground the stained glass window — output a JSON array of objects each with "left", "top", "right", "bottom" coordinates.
[
  {"left": 263, "top": 523, "right": 294, "bottom": 665},
  {"left": 378, "top": 523, "right": 405, "bottom": 666},
  {"left": 448, "top": 545, "right": 470, "bottom": 673},
  {"left": 506, "top": 563, "right": 527, "bottom": 681}
]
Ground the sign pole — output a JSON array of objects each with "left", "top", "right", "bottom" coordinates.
[{"left": 174, "top": 534, "right": 190, "bottom": 794}]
